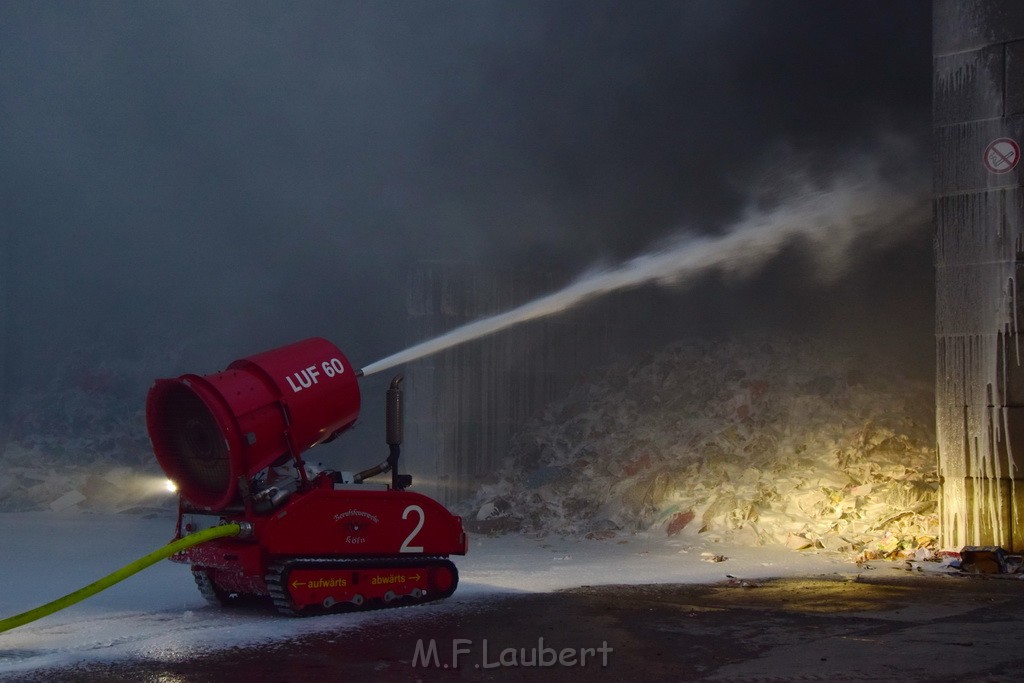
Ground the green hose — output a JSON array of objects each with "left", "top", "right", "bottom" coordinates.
[{"left": 0, "top": 522, "right": 243, "bottom": 634}]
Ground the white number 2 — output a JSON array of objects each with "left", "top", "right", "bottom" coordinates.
[{"left": 400, "top": 504, "right": 425, "bottom": 553}]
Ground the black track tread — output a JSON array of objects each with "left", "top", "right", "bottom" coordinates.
[
  {"left": 192, "top": 569, "right": 223, "bottom": 606},
  {"left": 193, "top": 567, "right": 268, "bottom": 609}
]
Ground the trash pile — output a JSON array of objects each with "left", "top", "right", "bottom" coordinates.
[
  {"left": 466, "top": 337, "right": 938, "bottom": 560},
  {"left": 0, "top": 348, "right": 177, "bottom": 513}
]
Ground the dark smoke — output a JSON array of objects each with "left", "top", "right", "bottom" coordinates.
[{"left": 0, "top": 1, "right": 932, "bottom": 464}]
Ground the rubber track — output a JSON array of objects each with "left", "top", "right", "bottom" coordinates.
[
  {"left": 192, "top": 569, "right": 222, "bottom": 606},
  {"left": 265, "top": 556, "right": 458, "bottom": 617}
]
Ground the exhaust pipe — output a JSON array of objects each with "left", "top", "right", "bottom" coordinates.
[
  {"left": 386, "top": 376, "right": 411, "bottom": 490},
  {"left": 386, "top": 375, "right": 403, "bottom": 446},
  {"left": 351, "top": 375, "right": 411, "bottom": 490}
]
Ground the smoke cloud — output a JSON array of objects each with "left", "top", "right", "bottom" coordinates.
[
  {"left": 363, "top": 153, "right": 929, "bottom": 375},
  {"left": 0, "top": 1, "right": 933, "bottom": 461}
]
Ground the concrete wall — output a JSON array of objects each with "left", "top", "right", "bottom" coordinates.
[
  {"left": 934, "top": 0, "right": 1024, "bottom": 550},
  {"left": 0, "top": 210, "right": 11, "bottom": 441},
  {"left": 404, "top": 262, "right": 626, "bottom": 507}
]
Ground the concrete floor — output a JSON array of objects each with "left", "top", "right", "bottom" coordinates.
[{"left": 20, "top": 571, "right": 1024, "bottom": 682}]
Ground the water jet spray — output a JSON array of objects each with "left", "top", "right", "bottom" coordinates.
[{"left": 361, "top": 179, "right": 927, "bottom": 376}]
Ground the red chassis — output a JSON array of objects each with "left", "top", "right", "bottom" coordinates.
[{"left": 173, "top": 475, "right": 467, "bottom": 614}]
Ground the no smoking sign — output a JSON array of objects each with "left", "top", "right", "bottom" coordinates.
[{"left": 983, "top": 138, "right": 1020, "bottom": 174}]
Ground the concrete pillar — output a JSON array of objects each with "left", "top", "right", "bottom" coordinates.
[{"left": 934, "top": 0, "right": 1024, "bottom": 550}]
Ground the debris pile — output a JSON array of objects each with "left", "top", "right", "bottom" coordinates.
[{"left": 466, "top": 337, "right": 938, "bottom": 560}]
